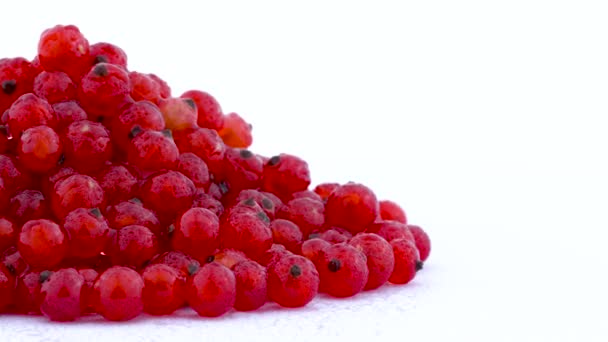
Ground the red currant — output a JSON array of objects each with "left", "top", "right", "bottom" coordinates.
[
  {"left": 187, "top": 262, "right": 236, "bottom": 317},
  {"left": 325, "top": 182, "right": 379, "bottom": 234},
  {"left": 180, "top": 90, "right": 224, "bottom": 130},
  {"left": 389, "top": 238, "right": 420, "bottom": 285},
  {"left": 407, "top": 224, "right": 431, "bottom": 262},
  {"left": 18, "top": 219, "right": 67, "bottom": 269},
  {"left": 232, "top": 260, "right": 267, "bottom": 311},
  {"left": 318, "top": 243, "right": 368, "bottom": 297},
  {"left": 93, "top": 266, "right": 144, "bottom": 321},
  {"left": 172, "top": 208, "right": 220, "bottom": 263},
  {"left": 39, "top": 268, "right": 84, "bottom": 321},
  {"left": 142, "top": 264, "right": 186, "bottom": 315},
  {"left": 348, "top": 233, "right": 395, "bottom": 290},
  {"left": 63, "top": 208, "right": 110, "bottom": 259},
  {"left": 267, "top": 254, "right": 319, "bottom": 308},
  {"left": 379, "top": 200, "right": 407, "bottom": 224}
]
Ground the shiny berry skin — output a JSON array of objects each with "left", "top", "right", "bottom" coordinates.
[
  {"left": 0, "top": 57, "right": 37, "bottom": 113},
  {"left": 6, "top": 93, "right": 56, "bottom": 137},
  {"left": 62, "top": 120, "right": 112, "bottom": 173},
  {"left": 367, "top": 220, "right": 414, "bottom": 243},
  {"left": 173, "top": 127, "right": 226, "bottom": 174},
  {"left": 192, "top": 190, "right": 224, "bottom": 217},
  {"left": 181, "top": 90, "right": 224, "bottom": 130},
  {"left": 52, "top": 101, "right": 87, "bottom": 131},
  {"left": 291, "top": 190, "right": 323, "bottom": 202},
  {"left": 0, "top": 217, "right": 16, "bottom": 253},
  {"left": 176, "top": 152, "right": 210, "bottom": 189},
  {"left": 219, "top": 112, "right": 252, "bottom": 148},
  {"left": 187, "top": 262, "right": 236, "bottom": 317},
  {"left": 33, "top": 71, "right": 76, "bottom": 104},
  {"left": 407, "top": 224, "right": 431, "bottom": 262},
  {"left": 389, "top": 238, "right": 420, "bottom": 285},
  {"left": 93, "top": 266, "right": 144, "bottom": 321},
  {"left": 108, "top": 225, "right": 159, "bottom": 268},
  {"left": 277, "top": 198, "right": 324, "bottom": 238},
  {"left": 325, "top": 182, "right": 379, "bottom": 234},
  {"left": 318, "top": 243, "right": 369, "bottom": 298},
  {"left": 42, "top": 166, "right": 76, "bottom": 196},
  {"left": 213, "top": 249, "right": 248, "bottom": 269},
  {"left": 142, "top": 264, "right": 186, "bottom": 315},
  {"left": 262, "top": 154, "right": 311, "bottom": 202},
  {"left": 152, "top": 251, "right": 200, "bottom": 278},
  {"left": 172, "top": 208, "right": 219, "bottom": 262},
  {"left": 63, "top": 208, "right": 110, "bottom": 259},
  {"left": 18, "top": 219, "right": 67, "bottom": 269},
  {"left": 0, "top": 264, "right": 16, "bottom": 312},
  {"left": 148, "top": 73, "right": 171, "bottom": 99},
  {"left": 106, "top": 200, "right": 161, "bottom": 235},
  {"left": 78, "top": 63, "right": 131, "bottom": 118},
  {"left": 267, "top": 254, "right": 319, "bottom": 308},
  {"left": 127, "top": 129, "right": 179, "bottom": 172},
  {"left": 257, "top": 243, "right": 291, "bottom": 268},
  {"left": 220, "top": 209, "right": 272, "bottom": 259},
  {"left": 234, "top": 189, "right": 278, "bottom": 220},
  {"left": 270, "top": 219, "right": 303, "bottom": 253},
  {"left": 318, "top": 227, "right": 352, "bottom": 244},
  {"left": 232, "top": 260, "right": 267, "bottom": 311},
  {"left": 112, "top": 100, "right": 165, "bottom": 149},
  {"left": 221, "top": 148, "right": 264, "bottom": 192},
  {"left": 95, "top": 165, "right": 138, "bottom": 204},
  {"left": 39, "top": 268, "right": 84, "bottom": 321},
  {"left": 140, "top": 171, "right": 196, "bottom": 221},
  {"left": 15, "top": 271, "right": 44, "bottom": 314},
  {"left": 379, "top": 200, "right": 407, "bottom": 224},
  {"left": 37, "top": 25, "right": 91, "bottom": 79},
  {"left": 348, "top": 233, "right": 395, "bottom": 290},
  {"left": 129, "top": 72, "right": 161, "bottom": 104},
  {"left": 50, "top": 174, "right": 105, "bottom": 220},
  {"left": 158, "top": 97, "right": 198, "bottom": 131},
  {"left": 313, "top": 183, "right": 339, "bottom": 202},
  {"left": 1, "top": 247, "right": 27, "bottom": 277},
  {"left": 78, "top": 268, "right": 98, "bottom": 314},
  {"left": 300, "top": 238, "right": 331, "bottom": 267},
  {"left": 90, "top": 42, "right": 127, "bottom": 69},
  {"left": 18, "top": 125, "right": 63, "bottom": 173}
]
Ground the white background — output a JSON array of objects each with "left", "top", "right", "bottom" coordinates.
[{"left": 1, "top": 1, "right": 608, "bottom": 341}]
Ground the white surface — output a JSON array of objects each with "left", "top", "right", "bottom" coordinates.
[{"left": 2, "top": 1, "right": 608, "bottom": 341}]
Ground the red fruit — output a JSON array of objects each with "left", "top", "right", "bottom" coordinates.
[
  {"left": 148, "top": 73, "right": 171, "bottom": 99},
  {"left": 62, "top": 120, "right": 112, "bottom": 173},
  {"left": 261, "top": 154, "right": 311, "bottom": 201},
  {"left": 318, "top": 243, "right": 369, "bottom": 298},
  {"left": 90, "top": 42, "right": 127, "bottom": 69},
  {"left": 95, "top": 165, "right": 138, "bottom": 204},
  {"left": 192, "top": 190, "right": 224, "bottom": 217},
  {"left": 313, "top": 183, "right": 339, "bottom": 202},
  {"left": 129, "top": 72, "right": 161, "bottom": 104},
  {"left": 232, "top": 260, "right": 267, "bottom": 311},
  {"left": 0, "top": 217, "right": 16, "bottom": 253},
  {"left": 220, "top": 209, "right": 272, "bottom": 259},
  {"left": 39, "top": 268, "right": 84, "bottom": 321},
  {"left": 277, "top": 198, "right": 324, "bottom": 238},
  {"left": 0, "top": 125, "right": 10, "bottom": 154},
  {"left": 140, "top": 170, "right": 196, "bottom": 221},
  {"left": 18, "top": 219, "right": 67, "bottom": 269},
  {"left": 15, "top": 270, "right": 45, "bottom": 314},
  {"left": 1, "top": 247, "right": 27, "bottom": 277},
  {"left": 234, "top": 189, "right": 278, "bottom": 220},
  {"left": 158, "top": 97, "right": 198, "bottom": 131},
  {"left": 142, "top": 264, "right": 186, "bottom": 315},
  {"left": 173, "top": 127, "right": 226, "bottom": 174},
  {"left": 152, "top": 251, "right": 200, "bottom": 278},
  {"left": 172, "top": 208, "right": 220, "bottom": 262},
  {"left": 42, "top": 166, "right": 76, "bottom": 197},
  {"left": 176, "top": 153, "right": 210, "bottom": 189},
  {"left": 78, "top": 268, "right": 98, "bottom": 314},
  {"left": 17, "top": 125, "right": 63, "bottom": 173},
  {"left": 187, "top": 262, "right": 236, "bottom": 317},
  {"left": 93, "top": 266, "right": 144, "bottom": 321},
  {"left": 257, "top": 243, "right": 291, "bottom": 268},
  {"left": 367, "top": 220, "right": 414, "bottom": 243},
  {"left": 33, "top": 71, "right": 76, "bottom": 104},
  {"left": 78, "top": 63, "right": 131, "bottom": 118},
  {"left": 407, "top": 224, "right": 431, "bottom": 262},
  {"left": 213, "top": 249, "right": 248, "bottom": 269},
  {"left": 6, "top": 93, "right": 56, "bottom": 137},
  {"left": 0, "top": 155, "right": 32, "bottom": 193},
  {"left": 37, "top": 25, "right": 91, "bottom": 79},
  {"left": 0, "top": 57, "right": 37, "bottom": 113},
  {"left": 112, "top": 100, "right": 165, "bottom": 149},
  {"left": 318, "top": 227, "right": 352, "bottom": 244},
  {"left": 220, "top": 148, "right": 264, "bottom": 193},
  {"left": 270, "top": 219, "right": 303, "bottom": 253},
  {"left": 0, "top": 264, "right": 16, "bottom": 312},
  {"left": 219, "top": 112, "right": 252, "bottom": 148},
  {"left": 300, "top": 238, "right": 331, "bottom": 267},
  {"left": 267, "top": 254, "right": 319, "bottom": 308},
  {"left": 52, "top": 101, "right": 87, "bottom": 131},
  {"left": 291, "top": 190, "right": 322, "bottom": 202},
  {"left": 181, "top": 90, "right": 224, "bottom": 130},
  {"left": 325, "top": 182, "right": 379, "bottom": 234},
  {"left": 389, "top": 238, "right": 421, "bottom": 285},
  {"left": 63, "top": 208, "right": 110, "bottom": 259},
  {"left": 108, "top": 225, "right": 159, "bottom": 268},
  {"left": 105, "top": 200, "right": 161, "bottom": 235},
  {"left": 379, "top": 200, "right": 407, "bottom": 224},
  {"left": 348, "top": 233, "right": 395, "bottom": 290},
  {"left": 50, "top": 174, "right": 105, "bottom": 220},
  {"left": 128, "top": 129, "right": 179, "bottom": 172}
]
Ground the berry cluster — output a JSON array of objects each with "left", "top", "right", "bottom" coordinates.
[{"left": 0, "top": 25, "right": 432, "bottom": 322}]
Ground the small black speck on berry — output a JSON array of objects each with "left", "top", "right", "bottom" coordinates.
[
  {"left": 218, "top": 181, "right": 229, "bottom": 195},
  {"left": 39, "top": 270, "right": 53, "bottom": 283},
  {"left": 243, "top": 198, "right": 256, "bottom": 207},
  {"left": 129, "top": 198, "right": 142, "bottom": 205},
  {"left": 161, "top": 129, "right": 173, "bottom": 139},
  {"left": 93, "top": 64, "right": 109, "bottom": 77},
  {"left": 415, "top": 260, "right": 424, "bottom": 272},
  {"left": 187, "top": 263, "right": 200, "bottom": 276},
  {"left": 289, "top": 265, "right": 302, "bottom": 277},
  {"left": 5, "top": 264, "right": 16, "bottom": 275},
  {"left": 183, "top": 98, "right": 196, "bottom": 110},
  {"left": 268, "top": 156, "right": 280, "bottom": 166},
  {"left": 239, "top": 149, "right": 253, "bottom": 159},
  {"left": 128, "top": 125, "right": 143, "bottom": 139},
  {"left": 261, "top": 198, "right": 273, "bottom": 210},
  {"left": 57, "top": 154, "right": 65, "bottom": 165},
  {"left": 328, "top": 259, "right": 341, "bottom": 272},
  {"left": 1, "top": 80, "right": 16, "bottom": 94},
  {"left": 257, "top": 211, "right": 270, "bottom": 224},
  {"left": 205, "top": 255, "right": 215, "bottom": 263},
  {"left": 94, "top": 55, "right": 109, "bottom": 64},
  {"left": 89, "top": 207, "right": 102, "bottom": 218}
]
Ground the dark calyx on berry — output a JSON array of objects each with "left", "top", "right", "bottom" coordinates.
[
  {"left": 39, "top": 270, "right": 53, "bottom": 283},
  {"left": 328, "top": 259, "right": 342, "bottom": 272},
  {"left": 57, "top": 154, "right": 65, "bottom": 165},
  {"left": 93, "top": 64, "right": 109, "bottom": 77},
  {"left": 187, "top": 263, "right": 200, "bottom": 276},
  {"left": 184, "top": 98, "right": 196, "bottom": 110},
  {"left": 94, "top": 55, "right": 109, "bottom": 64},
  {"left": 240, "top": 149, "right": 253, "bottom": 159},
  {"left": 289, "top": 265, "right": 302, "bottom": 277},
  {"left": 0, "top": 125, "right": 8, "bottom": 136},
  {"left": 2, "top": 80, "right": 17, "bottom": 94},
  {"left": 161, "top": 129, "right": 173, "bottom": 139},
  {"left": 261, "top": 198, "right": 273, "bottom": 210},
  {"left": 268, "top": 156, "right": 280, "bottom": 166},
  {"left": 205, "top": 255, "right": 215, "bottom": 263},
  {"left": 257, "top": 211, "right": 270, "bottom": 224},
  {"left": 129, "top": 125, "right": 143, "bottom": 139},
  {"left": 416, "top": 260, "right": 424, "bottom": 271},
  {"left": 167, "top": 224, "right": 176, "bottom": 235},
  {"left": 89, "top": 207, "right": 102, "bottom": 218},
  {"left": 243, "top": 198, "right": 256, "bottom": 207}
]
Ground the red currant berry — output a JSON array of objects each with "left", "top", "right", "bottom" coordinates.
[
  {"left": 33, "top": 71, "right": 76, "bottom": 104},
  {"left": 213, "top": 249, "right": 248, "bottom": 269},
  {"left": 172, "top": 208, "right": 220, "bottom": 262},
  {"left": 78, "top": 63, "right": 131, "bottom": 119},
  {"left": 173, "top": 127, "right": 226, "bottom": 174},
  {"left": 300, "top": 238, "right": 331, "bottom": 268},
  {"left": 277, "top": 198, "right": 324, "bottom": 238},
  {"left": 50, "top": 174, "right": 105, "bottom": 220},
  {"left": 6, "top": 93, "right": 56, "bottom": 137},
  {"left": 93, "top": 266, "right": 144, "bottom": 321},
  {"left": 232, "top": 260, "right": 267, "bottom": 311},
  {"left": 313, "top": 183, "right": 339, "bottom": 202},
  {"left": 176, "top": 153, "right": 210, "bottom": 189},
  {"left": 349, "top": 233, "right": 395, "bottom": 290},
  {"left": 220, "top": 208, "right": 272, "bottom": 259},
  {"left": 108, "top": 225, "right": 159, "bottom": 268},
  {"left": 62, "top": 120, "right": 112, "bottom": 173},
  {"left": 257, "top": 243, "right": 291, "bottom": 268},
  {"left": 262, "top": 154, "right": 311, "bottom": 202},
  {"left": 140, "top": 170, "right": 196, "bottom": 221},
  {"left": 219, "top": 112, "right": 252, "bottom": 148},
  {"left": 1, "top": 247, "right": 27, "bottom": 277},
  {"left": 0, "top": 57, "right": 37, "bottom": 113},
  {"left": 18, "top": 219, "right": 67, "bottom": 269},
  {"left": 379, "top": 200, "right": 407, "bottom": 224},
  {"left": 90, "top": 42, "right": 127, "bottom": 69},
  {"left": 41, "top": 166, "right": 76, "bottom": 197},
  {"left": 318, "top": 243, "right": 369, "bottom": 298},
  {"left": 78, "top": 268, "right": 98, "bottom": 314},
  {"left": 95, "top": 165, "right": 138, "bottom": 204},
  {"left": 15, "top": 270, "right": 44, "bottom": 314},
  {"left": 0, "top": 217, "right": 16, "bottom": 253},
  {"left": 270, "top": 219, "right": 303, "bottom": 253},
  {"left": 63, "top": 208, "right": 110, "bottom": 259},
  {"left": 234, "top": 189, "right": 278, "bottom": 220},
  {"left": 52, "top": 101, "right": 87, "bottom": 131},
  {"left": 129, "top": 72, "right": 161, "bottom": 104},
  {"left": 112, "top": 100, "right": 165, "bottom": 149},
  {"left": 187, "top": 262, "right": 236, "bottom": 317},
  {"left": 367, "top": 220, "right": 414, "bottom": 243},
  {"left": 389, "top": 238, "right": 421, "bottom": 285},
  {"left": 220, "top": 148, "right": 264, "bottom": 193},
  {"left": 127, "top": 129, "right": 179, "bottom": 172},
  {"left": 152, "top": 251, "right": 200, "bottom": 278},
  {"left": 407, "top": 224, "right": 431, "bottom": 262},
  {"left": 39, "top": 268, "right": 84, "bottom": 321},
  {"left": 192, "top": 189, "right": 224, "bottom": 217},
  {"left": 180, "top": 90, "right": 224, "bottom": 130},
  {"left": 267, "top": 254, "right": 319, "bottom": 308},
  {"left": 106, "top": 200, "right": 161, "bottom": 235},
  {"left": 142, "top": 264, "right": 186, "bottom": 315},
  {"left": 147, "top": 73, "right": 171, "bottom": 99},
  {"left": 18, "top": 125, "right": 63, "bottom": 173},
  {"left": 318, "top": 227, "right": 352, "bottom": 244},
  {"left": 0, "top": 263, "right": 16, "bottom": 312},
  {"left": 37, "top": 25, "right": 91, "bottom": 79},
  {"left": 325, "top": 182, "right": 379, "bottom": 234},
  {"left": 291, "top": 190, "right": 323, "bottom": 202},
  {"left": 158, "top": 97, "right": 198, "bottom": 131}
]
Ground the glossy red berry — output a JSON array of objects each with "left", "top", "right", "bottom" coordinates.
[
  {"left": 367, "top": 220, "right": 414, "bottom": 243},
  {"left": 173, "top": 127, "right": 226, "bottom": 174},
  {"left": 220, "top": 208, "right": 272, "bottom": 259},
  {"left": 6, "top": 93, "right": 56, "bottom": 137},
  {"left": 17, "top": 125, "right": 62, "bottom": 173},
  {"left": 318, "top": 243, "right": 369, "bottom": 298},
  {"left": 349, "top": 233, "right": 395, "bottom": 290},
  {"left": 232, "top": 260, "right": 267, "bottom": 311},
  {"left": 176, "top": 152, "right": 210, "bottom": 189},
  {"left": 277, "top": 198, "right": 324, "bottom": 238},
  {"left": 221, "top": 148, "right": 264, "bottom": 193},
  {"left": 379, "top": 200, "right": 407, "bottom": 224},
  {"left": 93, "top": 266, "right": 144, "bottom": 321},
  {"left": 407, "top": 224, "right": 431, "bottom": 262},
  {"left": 234, "top": 189, "right": 278, "bottom": 220},
  {"left": 262, "top": 154, "right": 311, "bottom": 202},
  {"left": 318, "top": 227, "right": 352, "bottom": 244},
  {"left": 270, "top": 219, "right": 303, "bottom": 253},
  {"left": 192, "top": 190, "right": 224, "bottom": 217},
  {"left": 105, "top": 200, "right": 161, "bottom": 235},
  {"left": 325, "top": 182, "right": 379, "bottom": 234},
  {"left": 50, "top": 174, "right": 105, "bottom": 220},
  {"left": 313, "top": 183, "right": 339, "bottom": 202},
  {"left": 63, "top": 208, "right": 110, "bottom": 259},
  {"left": 187, "top": 262, "right": 236, "bottom": 317},
  {"left": 148, "top": 74, "right": 171, "bottom": 98},
  {"left": 219, "top": 112, "right": 252, "bottom": 148},
  {"left": 267, "top": 254, "right": 319, "bottom": 308},
  {"left": 129, "top": 72, "right": 161, "bottom": 104},
  {"left": 33, "top": 71, "right": 76, "bottom": 104},
  {"left": 0, "top": 264, "right": 16, "bottom": 312},
  {"left": 90, "top": 42, "right": 127, "bottom": 69},
  {"left": 1, "top": 247, "right": 27, "bottom": 277},
  {"left": 78, "top": 63, "right": 131, "bottom": 118},
  {"left": 300, "top": 238, "right": 331, "bottom": 267},
  {"left": 108, "top": 225, "right": 159, "bottom": 268},
  {"left": 140, "top": 170, "right": 195, "bottom": 221},
  {"left": 152, "top": 251, "right": 200, "bottom": 278},
  {"left": 213, "top": 249, "right": 248, "bottom": 269},
  {"left": 181, "top": 90, "right": 224, "bottom": 130},
  {"left": 52, "top": 101, "right": 87, "bottom": 131},
  {"left": 172, "top": 208, "right": 220, "bottom": 262},
  {"left": 257, "top": 243, "right": 291, "bottom": 268},
  {"left": 15, "top": 270, "right": 45, "bottom": 314},
  {"left": 0, "top": 217, "right": 16, "bottom": 253},
  {"left": 95, "top": 165, "right": 138, "bottom": 204},
  {"left": 158, "top": 97, "right": 198, "bottom": 131},
  {"left": 37, "top": 25, "right": 91, "bottom": 79},
  {"left": 0, "top": 57, "right": 37, "bottom": 113},
  {"left": 112, "top": 100, "right": 165, "bottom": 149},
  {"left": 127, "top": 129, "right": 179, "bottom": 172},
  {"left": 18, "top": 219, "right": 67, "bottom": 269},
  {"left": 78, "top": 268, "right": 98, "bottom": 314},
  {"left": 291, "top": 190, "right": 323, "bottom": 202},
  {"left": 142, "top": 264, "right": 186, "bottom": 315},
  {"left": 389, "top": 238, "right": 421, "bottom": 285},
  {"left": 39, "top": 268, "right": 84, "bottom": 321},
  {"left": 62, "top": 120, "right": 112, "bottom": 173}
]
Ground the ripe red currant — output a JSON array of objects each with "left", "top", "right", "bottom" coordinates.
[
  {"left": 93, "top": 266, "right": 144, "bottom": 321},
  {"left": 187, "top": 262, "right": 236, "bottom": 317},
  {"left": 267, "top": 254, "right": 319, "bottom": 308},
  {"left": 18, "top": 219, "right": 67, "bottom": 269}
]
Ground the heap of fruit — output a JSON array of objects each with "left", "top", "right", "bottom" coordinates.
[{"left": 0, "top": 25, "right": 432, "bottom": 322}]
